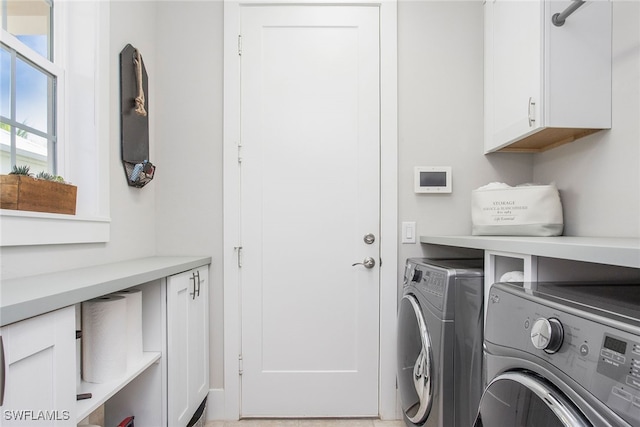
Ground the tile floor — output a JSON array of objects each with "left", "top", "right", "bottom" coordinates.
[{"left": 205, "top": 419, "right": 405, "bottom": 427}]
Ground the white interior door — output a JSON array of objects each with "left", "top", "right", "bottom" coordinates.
[{"left": 239, "top": 4, "right": 380, "bottom": 417}]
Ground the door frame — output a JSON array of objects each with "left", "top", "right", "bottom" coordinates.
[{"left": 222, "top": 0, "right": 398, "bottom": 420}]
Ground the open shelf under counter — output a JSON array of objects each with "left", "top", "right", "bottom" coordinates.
[
  {"left": 76, "top": 351, "right": 161, "bottom": 421},
  {"left": 420, "top": 235, "right": 640, "bottom": 269}
]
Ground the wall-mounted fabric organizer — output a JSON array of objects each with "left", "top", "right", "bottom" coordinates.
[{"left": 120, "top": 44, "right": 155, "bottom": 188}]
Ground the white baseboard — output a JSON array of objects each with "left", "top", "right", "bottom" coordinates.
[
  {"left": 205, "top": 387, "right": 401, "bottom": 421},
  {"left": 206, "top": 388, "right": 229, "bottom": 421}
]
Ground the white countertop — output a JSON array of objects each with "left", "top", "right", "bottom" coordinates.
[
  {"left": 420, "top": 235, "right": 640, "bottom": 269},
  {"left": 0, "top": 256, "right": 211, "bottom": 327}
]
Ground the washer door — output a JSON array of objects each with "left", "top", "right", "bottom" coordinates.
[
  {"left": 397, "top": 293, "right": 433, "bottom": 424},
  {"left": 474, "top": 372, "right": 591, "bottom": 427}
]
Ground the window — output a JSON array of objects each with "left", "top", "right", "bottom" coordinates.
[
  {"left": 0, "top": 0, "right": 111, "bottom": 246},
  {"left": 1, "top": 0, "right": 61, "bottom": 175}
]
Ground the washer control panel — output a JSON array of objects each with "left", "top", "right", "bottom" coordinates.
[
  {"left": 485, "top": 282, "right": 640, "bottom": 427},
  {"left": 597, "top": 334, "right": 640, "bottom": 404}
]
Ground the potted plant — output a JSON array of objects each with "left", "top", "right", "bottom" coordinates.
[{"left": 1, "top": 165, "right": 77, "bottom": 215}]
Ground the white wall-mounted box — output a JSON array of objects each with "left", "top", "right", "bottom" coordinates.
[{"left": 414, "top": 166, "right": 452, "bottom": 193}]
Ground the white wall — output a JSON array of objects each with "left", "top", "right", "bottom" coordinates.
[
  {"left": 533, "top": 1, "right": 640, "bottom": 237},
  {"left": 398, "top": 0, "right": 640, "bottom": 276},
  {"left": 397, "top": 0, "right": 533, "bottom": 267},
  {"left": 0, "top": 1, "right": 158, "bottom": 279},
  {"left": 154, "top": 1, "right": 225, "bottom": 390},
  {"left": 0, "top": 0, "right": 226, "bottom": 394}
]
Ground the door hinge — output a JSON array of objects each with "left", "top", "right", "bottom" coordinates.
[
  {"left": 237, "top": 142, "right": 243, "bottom": 164},
  {"left": 234, "top": 246, "right": 243, "bottom": 268},
  {"left": 238, "top": 35, "right": 242, "bottom": 56},
  {"left": 238, "top": 354, "right": 244, "bottom": 376}
]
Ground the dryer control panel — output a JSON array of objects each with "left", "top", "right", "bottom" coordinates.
[
  {"left": 404, "top": 262, "right": 445, "bottom": 296},
  {"left": 418, "top": 270, "right": 446, "bottom": 297},
  {"left": 410, "top": 266, "right": 446, "bottom": 311},
  {"left": 403, "top": 258, "right": 483, "bottom": 315}
]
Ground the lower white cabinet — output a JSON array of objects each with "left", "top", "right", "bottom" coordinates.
[
  {"left": 0, "top": 258, "right": 211, "bottom": 427},
  {"left": 0, "top": 306, "right": 76, "bottom": 427},
  {"left": 167, "top": 267, "right": 210, "bottom": 427}
]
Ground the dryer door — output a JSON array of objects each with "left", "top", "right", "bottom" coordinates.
[
  {"left": 474, "top": 372, "right": 591, "bottom": 427},
  {"left": 397, "top": 294, "right": 433, "bottom": 424}
]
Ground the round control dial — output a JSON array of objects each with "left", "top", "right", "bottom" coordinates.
[
  {"left": 530, "top": 318, "right": 564, "bottom": 354},
  {"left": 412, "top": 269, "right": 423, "bottom": 283}
]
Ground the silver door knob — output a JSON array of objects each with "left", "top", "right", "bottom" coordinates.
[
  {"left": 363, "top": 233, "right": 375, "bottom": 245},
  {"left": 352, "top": 257, "right": 375, "bottom": 269}
]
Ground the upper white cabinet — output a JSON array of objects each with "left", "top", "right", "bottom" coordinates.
[
  {"left": 167, "top": 267, "right": 210, "bottom": 427},
  {"left": 484, "top": 0, "right": 612, "bottom": 153}
]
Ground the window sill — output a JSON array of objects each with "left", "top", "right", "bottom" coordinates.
[{"left": 0, "top": 210, "right": 110, "bottom": 246}]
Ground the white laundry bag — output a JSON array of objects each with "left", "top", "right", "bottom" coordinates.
[{"left": 471, "top": 183, "right": 564, "bottom": 236}]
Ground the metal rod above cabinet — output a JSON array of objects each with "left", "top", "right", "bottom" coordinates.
[{"left": 552, "top": 0, "right": 586, "bottom": 27}]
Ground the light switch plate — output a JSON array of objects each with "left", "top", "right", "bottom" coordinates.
[{"left": 402, "top": 221, "right": 416, "bottom": 244}]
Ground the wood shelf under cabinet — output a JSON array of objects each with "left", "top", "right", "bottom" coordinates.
[
  {"left": 495, "top": 128, "right": 602, "bottom": 153},
  {"left": 76, "top": 351, "right": 161, "bottom": 421}
]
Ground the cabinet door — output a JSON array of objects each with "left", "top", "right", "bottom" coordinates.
[
  {"left": 189, "top": 268, "right": 209, "bottom": 409},
  {"left": 0, "top": 306, "right": 75, "bottom": 427},
  {"left": 485, "top": 0, "right": 542, "bottom": 152},
  {"left": 167, "top": 267, "right": 209, "bottom": 427},
  {"left": 167, "top": 270, "right": 192, "bottom": 426}
]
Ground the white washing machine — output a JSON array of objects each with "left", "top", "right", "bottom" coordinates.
[{"left": 397, "top": 258, "right": 484, "bottom": 427}]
